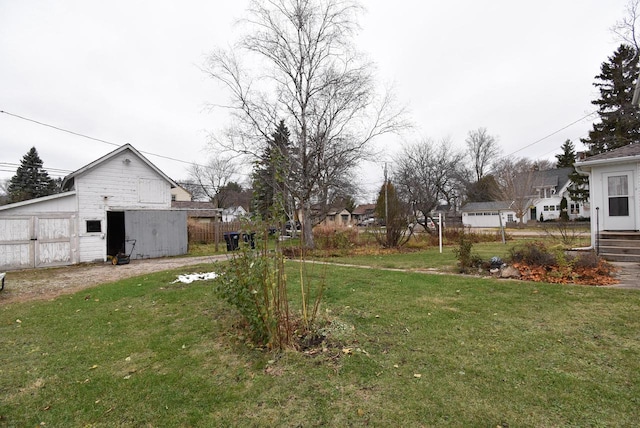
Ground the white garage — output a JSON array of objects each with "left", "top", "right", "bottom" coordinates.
[{"left": 0, "top": 144, "right": 187, "bottom": 270}]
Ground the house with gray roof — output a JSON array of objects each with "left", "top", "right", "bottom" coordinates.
[
  {"left": 575, "top": 144, "right": 640, "bottom": 247},
  {"left": 461, "top": 167, "right": 586, "bottom": 228}
]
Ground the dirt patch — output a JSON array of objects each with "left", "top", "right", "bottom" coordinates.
[{"left": 0, "top": 255, "right": 230, "bottom": 305}]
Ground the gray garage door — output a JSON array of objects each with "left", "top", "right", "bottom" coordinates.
[{"left": 124, "top": 210, "right": 187, "bottom": 259}]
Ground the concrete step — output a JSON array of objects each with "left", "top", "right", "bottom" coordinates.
[
  {"left": 600, "top": 232, "right": 640, "bottom": 240},
  {"left": 598, "top": 239, "right": 640, "bottom": 248},
  {"left": 600, "top": 252, "right": 640, "bottom": 263},
  {"left": 599, "top": 245, "right": 640, "bottom": 255}
]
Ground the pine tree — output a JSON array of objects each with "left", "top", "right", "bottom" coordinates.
[
  {"left": 555, "top": 140, "right": 576, "bottom": 168},
  {"left": 252, "top": 121, "right": 292, "bottom": 221},
  {"left": 8, "top": 147, "right": 58, "bottom": 203},
  {"left": 582, "top": 44, "right": 640, "bottom": 154},
  {"left": 568, "top": 168, "right": 590, "bottom": 203},
  {"left": 556, "top": 138, "right": 590, "bottom": 203}
]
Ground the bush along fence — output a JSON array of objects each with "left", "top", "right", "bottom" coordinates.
[{"left": 187, "top": 220, "right": 244, "bottom": 251}]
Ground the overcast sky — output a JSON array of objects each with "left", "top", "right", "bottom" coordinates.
[{"left": 0, "top": 1, "right": 630, "bottom": 202}]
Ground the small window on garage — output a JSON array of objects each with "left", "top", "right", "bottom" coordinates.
[{"left": 86, "top": 220, "right": 102, "bottom": 233}]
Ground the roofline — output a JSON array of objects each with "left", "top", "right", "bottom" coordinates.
[
  {"left": 61, "top": 144, "right": 178, "bottom": 189},
  {"left": 0, "top": 191, "right": 77, "bottom": 211},
  {"left": 575, "top": 154, "right": 640, "bottom": 170}
]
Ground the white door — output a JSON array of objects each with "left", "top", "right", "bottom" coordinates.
[
  {"left": 35, "top": 215, "right": 76, "bottom": 267},
  {"left": 0, "top": 217, "right": 34, "bottom": 269},
  {"left": 603, "top": 172, "right": 636, "bottom": 231}
]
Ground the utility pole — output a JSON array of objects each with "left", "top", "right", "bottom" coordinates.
[{"left": 384, "top": 162, "right": 388, "bottom": 226}]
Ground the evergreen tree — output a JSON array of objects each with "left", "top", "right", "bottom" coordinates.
[
  {"left": 555, "top": 140, "right": 576, "bottom": 168},
  {"left": 568, "top": 168, "right": 590, "bottom": 203},
  {"left": 8, "top": 147, "right": 57, "bottom": 203},
  {"left": 559, "top": 197, "right": 569, "bottom": 221},
  {"left": 252, "top": 121, "right": 292, "bottom": 221},
  {"left": 582, "top": 44, "right": 640, "bottom": 154},
  {"left": 555, "top": 139, "right": 590, "bottom": 203}
]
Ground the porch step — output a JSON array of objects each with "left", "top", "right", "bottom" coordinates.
[
  {"left": 598, "top": 252, "right": 640, "bottom": 262},
  {"left": 598, "top": 239, "right": 640, "bottom": 248},
  {"left": 599, "top": 232, "right": 640, "bottom": 262},
  {"left": 599, "top": 231, "right": 640, "bottom": 240}
]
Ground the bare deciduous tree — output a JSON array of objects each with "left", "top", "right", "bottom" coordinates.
[
  {"left": 188, "top": 157, "right": 239, "bottom": 207},
  {"left": 493, "top": 157, "right": 538, "bottom": 224},
  {"left": 465, "top": 127, "right": 500, "bottom": 182},
  {"left": 612, "top": 0, "right": 640, "bottom": 52},
  {"left": 203, "top": 0, "right": 409, "bottom": 248},
  {"left": 394, "top": 138, "right": 465, "bottom": 232}
]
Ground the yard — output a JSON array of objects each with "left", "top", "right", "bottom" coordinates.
[{"left": 1, "top": 240, "right": 638, "bottom": 426}]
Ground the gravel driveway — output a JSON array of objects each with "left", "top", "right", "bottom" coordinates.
[{"left": 0, "top": 255, "right": 230, "bottom": 304}]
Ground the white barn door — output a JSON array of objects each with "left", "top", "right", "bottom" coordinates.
[
  {"left": 35, "top": 215, "right": 76, "bottom": 268},
  {"left": 0, "top": 215, "right": 76, "bottom": 270},
  {"left": 0, "top": 217, "right": 33, "bottom": 269}
]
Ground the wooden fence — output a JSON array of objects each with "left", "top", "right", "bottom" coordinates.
[{"left": 188, "top": 221, "right": 245, "bottom": 252}]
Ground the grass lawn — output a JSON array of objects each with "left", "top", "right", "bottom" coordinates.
[
  {"left": 1, "top": 261, "right": 638, "bottom": 426},
  {"left": 315, "top": 241, "right": 517, "bottom": 272}
]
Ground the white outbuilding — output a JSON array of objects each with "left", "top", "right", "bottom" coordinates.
[{"left": 0, "top": 144, "right": 187, "bottom": 270}]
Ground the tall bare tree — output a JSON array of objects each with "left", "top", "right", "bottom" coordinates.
[
  {"left": 188, "top": 156, "right": 239, "bottom": 207},
  {"left": 465, "top": 127, "right": 500, "bottom": 182},
  {"left": 493, "top": 157, "right": 537, "bottom": 224},
  {"left": 612, "top": 0, "right": 640, "bottom": 52},
  {"left": 203, "top": 0, "right": 408, "bottom": 248},
  {"left": 394, "top": 138, "right": 466, "bottom": 232}
]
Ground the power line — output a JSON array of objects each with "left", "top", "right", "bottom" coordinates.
[
  {"left": 0, "top": 109, "right": 203, "bottom": 170},
  {"left": 504, "top": 111, "right": 598, "bottom": 157}
]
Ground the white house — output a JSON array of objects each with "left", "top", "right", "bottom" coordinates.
[
  {"left": 461, "top": 167, "right": 586, "bottom": 227},
  {"left": 529, "top": 167, "right": 587, "bottom": 222},
  {"left": 0, "top": 144, "right": 188, "bottom": 270},
  {"left": 575, "top": 144, "right": 640, "bottom": 244},
  {"left": 221, "top": 205, "right": 248, "bottom": 222}
]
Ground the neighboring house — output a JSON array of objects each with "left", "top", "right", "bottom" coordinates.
[
  {"left": 575, "top": 144, "right": 640, "bottom": 243},
  {"left": 0, "top": 144, "right": 187, "bottom": 270},
  {"left": 222, "top": 205, "right": 248, "bottom": 222},
  {"left": 351, "top": 204, "right": 376, "bottom": 225},
  {"left": 171, "top": 185, "right": 192, "bottom": 202},
  {"left": 460, "top": 201, "right": 516, "bottom": 228},
  {"left": 171, "top": 201, "right": 222, "bottom": 223},
  {"left": 529, "top": 167, "right": 587, "bottom": 222},
  {"left": 320, "top": 207, "right": 352, "bottom": 227},
  {"left": 461, "top": 167, "right": 586, "bottom": 228}
]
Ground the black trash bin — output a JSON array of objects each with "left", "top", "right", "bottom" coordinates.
[
  {"left": 223, "top": 232, "right": 240, "bottom": 251},
  {"left": 242, "top": 232, "right": 256, "bottom": 249}
]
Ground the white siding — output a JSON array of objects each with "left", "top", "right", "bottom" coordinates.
[
  {"left": 0, "top": 193, "right": 77, "bottom": 215},
  {"left": 588, "top": 161, "right": 640, "bottom": 242},
  {"left": 74, "top": 152, "right": 173, "bottom": 263}
]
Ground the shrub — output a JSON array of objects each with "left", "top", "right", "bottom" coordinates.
[
  {"left": 453, "top": 229, "right": 483, "bottom": 273},
  {"left": 213, "top": 226, "right": 326, "bottom": 351},
  {"left": 509, "top": 241, "right": 557, "bottom": 267},
  {"left": 313, "top": 226, "right": 358, "bottom": 250}
]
